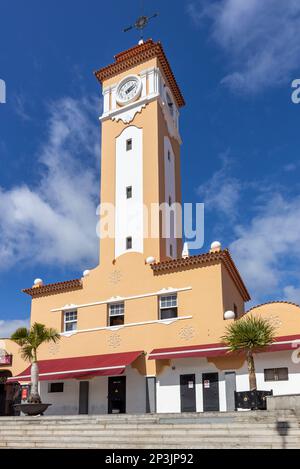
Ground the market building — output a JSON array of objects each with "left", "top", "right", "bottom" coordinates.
[{"left": 1, "top": 40, "right": 300, "bottom": 416}]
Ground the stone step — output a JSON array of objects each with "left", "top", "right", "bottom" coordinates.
[
  {"left": 1, "top": 441, "right": 299, "bottom": 449},
  {"left": 1, "top": 434, "right": 299, "bottom": 444},
  {"left": 1, "top": 427, "right": 299, "bottom": 436},
  {"left": 0, "top": 410, "right": 295, "bottom": 421}
]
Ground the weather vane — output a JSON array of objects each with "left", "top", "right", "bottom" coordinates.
[{"left": 123, "top": 1, "right": 159, "bottom": 42}]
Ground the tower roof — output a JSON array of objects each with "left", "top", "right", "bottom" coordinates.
[{"left": 94, "top": 39, "right": 185, "bottom": 108}]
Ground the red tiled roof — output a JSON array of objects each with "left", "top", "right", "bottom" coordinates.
[
  {"left": 23, "top": 279, "right": 82, "bottom": 298},
  {"left": 94, "top": 39, "right": 185, "bottom": 108},
  {"left": 151, "top": 249, "right": 251, "bottom": 302}
]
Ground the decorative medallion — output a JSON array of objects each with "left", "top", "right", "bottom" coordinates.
[
  {"left": 108, "top": 334, "right": 122, "bottom": 349},
  {"left": 48, "top": 343, "right": 60, "bottom": 356},
  {"left": 109, "top": 270, "right": 123, "bottom": 285},
  {"left": 179, "top": 326, "right": 196, "bottom": 341}
]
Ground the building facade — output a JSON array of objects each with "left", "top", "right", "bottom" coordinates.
[{"left": 1, "top": 40, "right": 300, "bottom": 416}]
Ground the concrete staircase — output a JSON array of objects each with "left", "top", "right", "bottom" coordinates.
[{"left": 0, "top": 410, "right": 300, "bottom": 449}]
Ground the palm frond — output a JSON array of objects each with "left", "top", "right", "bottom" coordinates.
[
  {"left": 20, "top": 344, "right": 34, "bottom": 362},
  {"left": 10, "top": 327, "right": 30, "bottom": 346},
  {"left": 222, "top": 314, "right": 276, "bottom": 353},
  {"left": 10, "top": 322, "right": 61, "bottom": 363}
]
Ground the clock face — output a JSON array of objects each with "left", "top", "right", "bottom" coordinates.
[{"left": 116, "top": 76, "right": 142, "bottom": 106}]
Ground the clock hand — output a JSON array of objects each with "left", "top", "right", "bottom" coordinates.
[{"left": 126, "top": 85, "right": 135, "bottom": 94}]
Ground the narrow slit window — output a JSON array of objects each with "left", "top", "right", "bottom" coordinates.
[
  {"left": 126, "top": 186, "right": 132, "bottom": 199},
  {"left": 126, "top": 139, "right": 132, "bottom": 151},
  {"left": 170, "top": 244, "right": 173, "bottom": 258},
  {"left": 126, "top": 237, "right": 132, "bottom": 250}
]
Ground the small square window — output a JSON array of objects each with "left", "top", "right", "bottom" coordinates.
[
  {"left": 126, "top": 139, "right": 132, "bottom": 151},
  {"left": 264, "top": 367, "right": 289, "bottom": 382},
  {"left": 48, "top": 383, "right": 64, "bottom": 393},
  {"left": 159, "top": 294, "right": 178, "bottom": 320},
  {"left": 126, "top": 237, "right": 132, "bottom": 250},
  {"left": 109, "top": 302, "right": 125, "bottom": 327},
  {"left": 64, "top": 310, "right": 77, "bottom": 332},
  {"left": 126, "top": 186, "right": 132, "bottom": 199}
]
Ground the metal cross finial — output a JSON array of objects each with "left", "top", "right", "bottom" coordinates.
[{"left": 123, "top": 13, "right": 159, "bottom": 41}]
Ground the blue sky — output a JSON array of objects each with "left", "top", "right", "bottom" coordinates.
[{"left": 0, "top": 0, "right": 300, "bottom": 336}]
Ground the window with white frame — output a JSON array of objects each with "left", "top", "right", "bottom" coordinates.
[
  {"left": 109, "top": 302, "right": 125, "bottom": 327},
  {"left": 64, "top": 310, "right": 77, "bottom": 332},
  {"left": 159, "top": 294, "right": 178, "bottom": 320}
]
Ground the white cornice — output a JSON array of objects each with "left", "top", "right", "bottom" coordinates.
[
  {"left": 51, "top": 286, "right": 192, "bottom": 312},
  {"left": 60, "top": 315, "right": 193, "bottom": 338}
]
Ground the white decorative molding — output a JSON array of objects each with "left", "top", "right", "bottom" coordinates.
[
  {"left": 112, "top": 103, "right": 147, "bottom": 124},
  {"left": 51, "top": 287, "right": 192, "bottom": 312},
  {"left": 159, "top": 97, "right": 182, "bottom": 144},
  {"left": 59, "top": 315, "right": 193, "bottom": 337}
]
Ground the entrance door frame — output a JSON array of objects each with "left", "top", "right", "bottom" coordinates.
[
  {"left": 180, "top": 374, "right": 196, "bottom": 413},
  {"left": 107, "top": 376, "right": 126, "bottom": 414},
  {"left": 202, "top": 372, "right": 220, "bottom": 412}
]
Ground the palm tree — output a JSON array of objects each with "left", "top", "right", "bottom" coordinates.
[
  {"left": 11, "top": 323, "right": 60, "bottom": 403},
  {"left": 222, "top": 315, "right": 276, "bottom": 391}
]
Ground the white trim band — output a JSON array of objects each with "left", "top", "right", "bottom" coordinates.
[
  {"left": 60, "top": 316, "right": 193, "bottom": 337},
  {"left": 51, "top": 287, "right": 192, "bottom": 313}
]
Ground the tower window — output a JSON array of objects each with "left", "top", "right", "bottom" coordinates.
[
  {"left": 168, "top": 151, "right": 171, "bottom": 162},
  {"left": 168, "top": 195, "right": 172, "bottom": 206},
  {"left": 109, "top": 302, "right": 125, "bottom": 327},
  {"left": 170, "top": 244, "right": 173, "bottom": 258},
  {"left": 126, "top": 139, "right": 132, "bottom": 151},
  {"left": 126, "top": 237, "right": 132, "bottom": 250},
  {"left": 159, "top": 294, "right": 178, "bottom": 320},
  {"left": 126, "top": 186, "right": 132, "bottom": 199}
]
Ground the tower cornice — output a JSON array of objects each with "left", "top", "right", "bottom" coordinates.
[{"left": 94, "top": 39, "right": 185, "bottom": 108}]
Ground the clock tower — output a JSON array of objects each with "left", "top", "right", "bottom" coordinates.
[{"left": 95, "top": 40, "right": 185, "bottom": 268}]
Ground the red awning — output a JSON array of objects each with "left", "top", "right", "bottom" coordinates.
[
  {"left": 8, "top": 351, "right": 143, "bottom": 382},
  {"left": 148, "top": 334, "right": 300, "bottom": 360},
  {"left": 148, "top": 343, "right": 229, "bottom": 360}
]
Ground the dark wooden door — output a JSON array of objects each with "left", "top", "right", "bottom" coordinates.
[
  {"left": 180, "top": 374, "right": 196, "bottom": 412},
  {"left": 79, "top": 381, "right": 89, "bottom": 415},
  {"left": 108, "top": 376, "right": 126, "bottom": 414},
  {"left": 202, "top": 373, "right": 220, "bottom": 412}
]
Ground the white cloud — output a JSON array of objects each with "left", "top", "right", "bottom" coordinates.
[
  {"left": 0, "top": 96, "right": 100, "bottom": 271},
  {"left": 230, "top": 193, "right": 300, "bottom": 301},
  {"left": 197, "top": 153, "right": 241, "bottom": 219},
  {"left": 283, "top": 286, "right": 300, "bottom": 305},
  {"left": 188, "top": 0, "right": 300, "bottom": 94},
  {"left": 0, "top": 318, "right": 30, "bottom": 339}
]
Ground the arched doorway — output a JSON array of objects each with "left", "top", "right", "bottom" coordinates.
[{"left": 0, "top": 371, "right": 21, "bottom": 416}]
